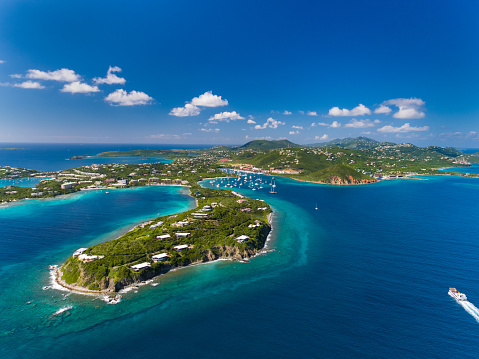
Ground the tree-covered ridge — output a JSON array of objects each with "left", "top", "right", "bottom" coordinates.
[
  {"left": 239, "top": 139, "right": 301, "bottom": 151},
  {"left": 0, "top": 155, "right": 227, "bottom": 204},
  {"left": 2, "top": 138, "right": 479, "bottom": 204},
  {"left": 0, "top": 166, "right": 47, "bottom": 179},
  {"left": 223, "top": 139, "right": 479, "bottom": 184},
  {"left": 94, "top": 149, "right": 195, "bottom": 158},
  {"left": 59, "top": 184, "right": 272, "bottom": 292}
]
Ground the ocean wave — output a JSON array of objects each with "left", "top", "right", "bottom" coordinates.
[
  {"left": 459, "top": 301, "right": 479, "bottom": 323},
  {"left": 52, "top": 305, "right": 73, "bottom": 316},
  {"left": 101, "top": 295, "right": 122, "bottom": 305}
]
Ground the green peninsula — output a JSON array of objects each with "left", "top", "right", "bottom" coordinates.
[{"left": 58, "top": 184, "right": 272, "bottom": 293}]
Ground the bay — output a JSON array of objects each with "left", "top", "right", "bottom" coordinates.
[{"left": 1, "top": 147, "right": 479, "bottom": 358}]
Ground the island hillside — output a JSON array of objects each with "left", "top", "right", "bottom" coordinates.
[{"left": 58, "top": 184, "right": 272, "bottom": 292}]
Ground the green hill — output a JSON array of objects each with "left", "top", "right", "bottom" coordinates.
[
  {"left": 311, "top": 136, "right": 388, "bottom": 149},
  {"left": 302, "top": 164, "right": 374, "bottom": 184},
  {"left": 240, "top": 140, "right": 301, "bottom": 151}
]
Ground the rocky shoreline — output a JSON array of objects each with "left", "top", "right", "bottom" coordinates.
[{"left": 55, "top": 245, "right": 264, "bottom": 294}]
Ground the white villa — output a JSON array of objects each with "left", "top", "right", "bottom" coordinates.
[
  {"left": 78, "top": 254, "right": 104, "bottom": 262},
  {"left": 73, "top": 248, "right": 88, "bottom": 258},
  {"left": 131, "top": 262, "right": 151, "bottom": 271},
  {"left": 175, "top": 232, "right": 191, "bottom": 238},
  {"left": 236, "top": 235, "right": 250, "bottom": 243},
  {"left": 152, "top": 253, "right": 169, "bottom": 262},
  {"left": 174, "top": 244, "right": 189, "bottom": 252}
]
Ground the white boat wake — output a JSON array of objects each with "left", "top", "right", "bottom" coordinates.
[{"left": 458, "top": 301, "right": 479, "bottom": 323}]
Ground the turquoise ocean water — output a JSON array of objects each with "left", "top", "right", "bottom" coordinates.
[{"left": 1, "top": 145, "right": 479, "bottom": 358}]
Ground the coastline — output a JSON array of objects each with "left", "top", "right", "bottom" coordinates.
[
  {"left": 52, "top": 182, "right": 274, "bottom": 296},
  {"left": 53, "top": 244, "right": 270, "bottom": 296},
  {"left": 0, "top": 183, "right": 190, "bottom": 208},
  {"left": 287, "top": 177, "right": 377, "bottom": 186}
]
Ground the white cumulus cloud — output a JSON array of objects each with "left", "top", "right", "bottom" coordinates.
[
  {"left": 330, "top": 121, "right": 341, "bottom": 128},
  {"left": 208, "top": 111, "right": 244, "bottom": 123},
  {"left": 307, "top": 111, "right": 318, "bottom": 116},
  {"left": 245, "top": 135, "right": 272, "bottom": 140},
  {"left": 247, "top": 119, "right": 256, "bottom": 124},
  {"left": 383, "top": 98, "right": 426, "bottom": 119},
  {"left": 328, "top": 104, "right": 371, "bottom": 117},
  {"left": 147, "top": 133, "right": 191, "bottom": 140},
  {"left": 254, "top": 117, "right": 285, "bottom": 130},
  {"left": 377, "top": 123, "right": 429, "bottom": 133},
  {"left": 374, "top": 105, "right": 392, "bottom": 115},
  {"left": 312, "top": 122, "right": 329, "bottom": 127},
  {"left": 292, "top": 125, "right": 303, "bottom": 129},
  {"left": 13, "top": 81, "right": 45, "bottom": 89},
  {"left": 283, "top": 110, "right": 292, "bottom": 115},
  {"left": 26, "top": 68, "right": 80, "bottom": 82},
  {"left": 344, "top": 119, "right": 376, "bottom": 128},
  {"left": 93, "top": 66, "right": 126, "bottom": 85},
  {"left": 61, "top": 82, "right": 100, "bottom": 94},
  {"left": 314, "top": 134, "right": 329, "bottom": 141},
  {"left": 289, "top": 131, "right": 300, "bottom": 135},
  {"left": 169, "top": 103, "right": 200, "bottom": 117},
  {"left": 438, "top": 131, "right": 479, "bottom": 140},
  {"left": 191, "top": 91, "right": 228, "bottom": 107},
  {"left": 0, "top": 60, "right": 5, "bottom": 64},
  {"left": 200, "top": 128, "right": 220, "bottom": 133},
  {"left": 105, "top": 89, "right": 153, "bottom": 106}
]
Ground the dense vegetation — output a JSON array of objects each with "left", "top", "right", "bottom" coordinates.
[
  {"left": 0, "top": 166, "right": 47, "bottom": 179},
  {"left": 95, "top": 149, "right": 195, "bottom": 158},
  {"left": 60, "top": 184, "right": 272, "bottom": 292},
  {"left": 239, "top": 139, "right": 301, "bottom": 151},
  {"left": 2, "top": 137, "right": 479, "bottom": 204},
  {"left": 226, "top": 138, "right": 479, "bottom": 184}
]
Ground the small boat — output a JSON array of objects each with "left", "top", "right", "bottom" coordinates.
[
  {"left": 448, "top": 288, "right": 467, "bottom": 302},
  {"left": 315, "top": 203, "right": 318, "bottom": 210},
  {"left": 270, "top": 179, "right": 277, "bottom": 194}
]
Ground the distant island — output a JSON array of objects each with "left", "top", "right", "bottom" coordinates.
[
  {"left": 69, "top": 148, "right": 194, "bottom": 160},
  {"left": 2, "top": 137, "right": 479, "bottom": 205}
]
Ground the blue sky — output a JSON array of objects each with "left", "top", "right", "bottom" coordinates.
[{"left": 1, "top": 0, "right": 478, "bottom": 147}]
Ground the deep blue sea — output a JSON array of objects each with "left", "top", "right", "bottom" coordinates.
[
  {"left": 1, "top": 144, "right": 479, "bottom": 358},
  {"left": 0, "top": 143, "right": 214, "bottom": 171},
  {"left": 442, "top": 164, "right": 479, "bottom": 175}
]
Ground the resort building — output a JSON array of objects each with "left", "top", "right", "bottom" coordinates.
[
  {"left": 175, "top": 232, "right": 191, "bottom": 238},
  {"left": 156, "top": 234, "right": 171, "bottom": 240},
  {"left": 78, "top": 254, "right": 104, "bottom": 262},
  {"left": 61, "top": 182, "right": 77, "bottom": 189},
  {"left": 174, "top": 244, "right": 189, "bottom": 252},
  {"left": 72, "top": 248, "right": 88, "bottom": 258},
  {"left": 152, "top": 253, "right": 169, "bottom": 262},
  {"left": 172, "top": 220, "right": 189, "bottom": 227},
  {"left": 236, "top": 235, "right": 249, "bottom": 243},
  {"left": 131, "top": 262, "right": 151, "bottom": 271},
  {"left": 192, "top": 212, "right": 208, "bottom": 218}
]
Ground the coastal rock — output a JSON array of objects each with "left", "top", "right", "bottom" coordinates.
[{"left": 326, "top": 176, "right": 376, "bottom": 185}]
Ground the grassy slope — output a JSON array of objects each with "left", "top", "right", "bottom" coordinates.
[{"left": 60, "top": 184, "right": 272, "bottom": 291}]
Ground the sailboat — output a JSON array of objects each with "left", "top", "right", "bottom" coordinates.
[
  {"left": 315, "top": 203, "right": 318, "bottom": 210},
  {"left": 270, "top": 178, "right": 277, "bottom": 194}
]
